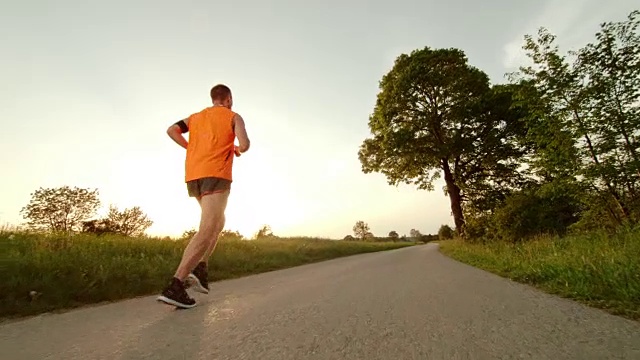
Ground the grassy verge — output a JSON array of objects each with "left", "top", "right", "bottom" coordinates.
[
  {"left": 439, "top": 230, "right": 640, "bottom": 321},
  {"left": 1, "top": 232, "right": 413, "bottom": 319}
]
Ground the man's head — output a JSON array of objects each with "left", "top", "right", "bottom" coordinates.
[{"left": 210, "top": 84, "right": 233, "bottom": 108}]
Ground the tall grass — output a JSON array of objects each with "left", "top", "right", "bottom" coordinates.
[
  {"left": 439, "top": 229, "right": 640, "bottom": 320},
  {"left": 1, "top": 232, "right": 413, "bottom": 319}
]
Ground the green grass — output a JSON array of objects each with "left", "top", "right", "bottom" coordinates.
[
  {"left": 439, "top": 229, "right": 640, "bottom": 321},
  {"left": 1, "top": 232, "right": 413, "bottom": 320}
]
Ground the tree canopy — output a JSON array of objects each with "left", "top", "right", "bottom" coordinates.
[
  {"left": 20, "top": 186, "right": 100, "bottom": 232},
  {"left": 359, "top": 47, "right": 528, "bottom": 235}
]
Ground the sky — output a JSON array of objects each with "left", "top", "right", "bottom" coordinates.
[{"left": 1, "top": 0, "right": 638, "bottom": 239}]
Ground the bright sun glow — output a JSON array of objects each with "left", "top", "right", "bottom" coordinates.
[{"left": 99, "top": 130, "right": 313, "bottom": 239}]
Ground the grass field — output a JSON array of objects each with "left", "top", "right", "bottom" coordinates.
[
  {"left": 1, "top": 231, "right": 413, "bottom": 319},
  {"left": 439, "top": 229, "right": 640, "bottom": 321}
]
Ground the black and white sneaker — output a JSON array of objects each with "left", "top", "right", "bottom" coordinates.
[
  {"left": 186, "top": 261, "right": 209, "bottom": 294},
  {"left": 156, "top": 277, "right": 196, "bottom": 309}
]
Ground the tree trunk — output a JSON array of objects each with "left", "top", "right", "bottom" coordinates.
[
  {"left": 570, "top": 107, "right": 630, "bottom": 220},
  {"left": 442, "top": 159, "right": 465, "bottom": 236},
  {"left": 609, "top": 50, "right": 640, "bottom": 178}
]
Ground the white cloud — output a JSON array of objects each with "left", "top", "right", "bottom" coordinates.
[{"left": 501, "top": 0, "right": 637, "bottom": 71}]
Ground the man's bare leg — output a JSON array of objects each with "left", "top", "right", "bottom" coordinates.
[
  {"left": 185, "top": 209, "right": 225, "bottom": 293},
  {"left": 202, "top": 213, "right": 225, "bottom": 264},
  {"left": 157, "top": 192, "right": 229, "bottom": 308},
  {"left": 174, "top": 191, "right": 229, "bottom": 281}
]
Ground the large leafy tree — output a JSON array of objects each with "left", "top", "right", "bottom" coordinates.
[
  {"left": 509, "top": 78, "right": 582, "bottom": 182},
  {"left": 578, "top": 10, "right": 640, "bottom": 209},
  {"left": 359, "top": 47, "right": 528, "bottom": 235},
  {"left": 20, "top": 186, "right": 101, "bottom": 232},
  {"left": 511, "top": 9, "right": 640, "bottom": 223},
  {"left": 460, "top": 83, "right": 532, "bottom": 216}
]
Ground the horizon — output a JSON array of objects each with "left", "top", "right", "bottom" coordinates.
[{"left": 2, "top": 0, "right": 638, "bottom": 240}]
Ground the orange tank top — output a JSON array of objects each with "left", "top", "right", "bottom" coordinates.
[{"left": 184, "top": 106, "right": 236, "bottom": 182}]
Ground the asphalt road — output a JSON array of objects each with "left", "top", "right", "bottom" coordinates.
[{"left": 2, "top": 243, "right": 640, "bottom": 359}]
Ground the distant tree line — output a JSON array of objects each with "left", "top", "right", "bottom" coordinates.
[
  {"left": 180, "top": 224, "right": 275, "bottom": 241},
  {"left": 345, "top": 220, "right": 454, "bottom": 242},
  {"left": 18, "top": 185, "right": 268, "bottom": 240},
  {"left": 180, "top": 228, "right": 245, "bottom": 241},
  {"left": 358, "top": 10, "right": 640, "bottom": 242}
]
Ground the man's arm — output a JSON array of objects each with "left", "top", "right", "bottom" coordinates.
[
  {"left": 233, "top": 113, "right": 250, "bottom": 155},
  {"left": 167, "top": 118, "right": 190, "bottom": 149}
]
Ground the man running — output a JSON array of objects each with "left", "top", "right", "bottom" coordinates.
[{"left": 157, "top": 84, "right": 250, "bottom": 309}]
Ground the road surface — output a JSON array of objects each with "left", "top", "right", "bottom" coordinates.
[{"left": 1, "top": 243, "right": 640, "bottom": 359}]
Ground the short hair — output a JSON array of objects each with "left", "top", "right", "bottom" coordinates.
[{"left": 210, "top": 84, "right": 232, "bottom": 102}]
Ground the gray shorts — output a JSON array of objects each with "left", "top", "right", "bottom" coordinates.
[{"left": 186, "top": 177, "right": 231, "bottom": 198}]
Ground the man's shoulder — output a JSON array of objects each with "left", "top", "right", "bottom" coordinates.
[
  {"left": 207, "top": 106, "right": 237, "bottom": 116},
  {"left": 190, "top": 106, "right": 237, "bottom": 122},
  {"left": 188, "top": 107, "right": 212, "bottom": 119}
]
